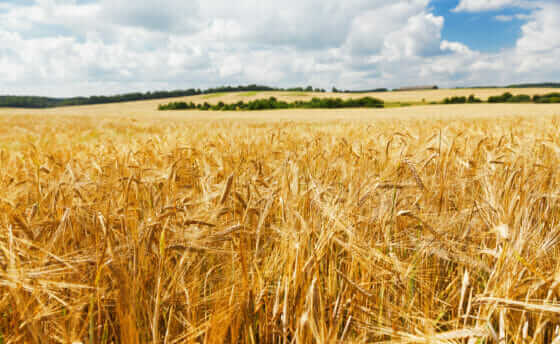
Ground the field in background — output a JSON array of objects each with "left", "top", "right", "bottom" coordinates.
[
  {"left": 2, "top": 98, "right": 560, "bottom": 122},
  {"left": 179, "top": 87, "right": 560, "bottom": 104},
  {"left": 1, "top": 105, "right": 560, "bottom": 342},
  {"left": 1, "top": 87, "right": 560, "bottom": 117}
]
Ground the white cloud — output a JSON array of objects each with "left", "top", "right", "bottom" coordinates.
[
  {"left": 0, "top": 0, "right": 448, "bottom": 95},
  {"left": 495, "top": 15, "right": 514, "bottom": 21},
  {"left": 494, "top": 13, "right": 532, "bottom": 21},
  {"left": 98, "top": 0, "right": 200, "bottom": 33},
  {"left": 516, "top": 3, "right": 560, "bottom": 53},
  {"left": 382, "top": 13, "right": 444, "bottom": 59},
  {"left": 453, "top": 0, "right": 523, "bottom": 12},
  {"left": 440, "top": 40, "right": 474, "bottom": 55},
  {"left": 0, "top": 0, "right": 559, "bottom": 96},
  {"left": 344, "top": 1, "right": 439, "bottom": 56}
]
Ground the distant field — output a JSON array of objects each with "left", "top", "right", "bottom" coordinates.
[
  {"left": 1, "top": 87, "right": 560, "bottom": 121},
  {"left": 239, "top": 91, "right": 258, "bottom": 97},
  {"left": 201, "top": 93, "right": 224, "bottom": 99},
  {"left": 1, "top": 98, "right": 560, "bottom": 342},
  {"left": 171, "top": 87, "right": 560, "bottom": 105},
  {"left": 1, "top": 102, "right": 560, "bottom": 123},
  {"left": 195, "top": 87, "right": 559, "bottom": 102}
]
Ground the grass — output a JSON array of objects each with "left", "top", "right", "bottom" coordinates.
[
  {"left": 384, "top": 101, "right": 424, "bottom": 108},
  {"left": 239, "top": 91, "right": 259, "bottom": 97},
  {"left": 286, "top": 92, "right": 311, "bottom": 97},
  {"left": 201, "top": 93, "right": 227, "bottom": 99},
  {"left": 1, "top": 110, "right": 560, "bottom": 343}
]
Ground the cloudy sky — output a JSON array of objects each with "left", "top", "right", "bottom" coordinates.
[{"left": 0, "top": 0, "right": 558, "bottom": 96}]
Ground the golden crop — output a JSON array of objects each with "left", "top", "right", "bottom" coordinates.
[
  {"left": 182, "top": 87, "right": 560, "bottom": 104},
  {"left": 1, "top": 107, "right": 560, "bottom": 343}
]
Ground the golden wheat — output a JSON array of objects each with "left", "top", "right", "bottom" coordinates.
[
  {"left": 0, "top": 111, "right": 559, "bottom": 343},
  {"left": 1, "top": 87, "right": 559, "bottom": 120}
]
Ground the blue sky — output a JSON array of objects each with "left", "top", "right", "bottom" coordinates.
[
  {"left": 433, "top": 0, "right": 531, "bottom": 52},
  {"left": 0, "top": 0, "right": 558, "bottom": 96}
]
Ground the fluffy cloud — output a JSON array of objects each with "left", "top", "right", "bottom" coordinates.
[
  {"left": 494, "top": 14, "right": 531, "bottom": 21},
  {"left": 453, "top": 0, "right": 524, "bottom": 12},
  {"left": 513, "top": 2, "right": 560, "bottom": 78},
  {"left": 395, "top": 1, "right": 560, "bottom": 88},
  {"left": 516, "top": 3, "right": 560, "bottom": 53},
  {"left": 0, "top": 0, "right": 559, "bottom": 96},
  {"left": 382, "top": 12, "right": 443, "bottom": 59},
  {"left": 0, "top": 0, "right": 447, "bottom": 95},
  {"left": 98, "top": 1, "right": 201, "bottom": 33},
  {"left": 345, "top": 1, "right": 437, "bottom": 56}
]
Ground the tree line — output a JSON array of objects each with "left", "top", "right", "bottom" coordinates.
[
  {"left": 159, "top": 96, "right": 385, "bottom": 111},
  {"left": 487, "top": 92, "right": 560, "bottom": 103},
  {"left": 331, "top": 87, "right": 388, "bottom": 93},
  {"left": 442, "top": 92, "right": 560, "bottom": 104},
  {"left": 0, "top": 84, "right": 327, "bottom": 108},
  {"left": 442, "top": 95, "right": 483, "bottom": 104},
  {"left": 457, "top": 83, "right": 560, "bottom": 89},
  {"left": 4, "top": 85, "right": 559, "bottom": 109},
  {"left": 160, "top": 92, "right": 560, "bottom": 112},
  {"left": 506, "top": 83, "right": 560, "bottom": 88}
]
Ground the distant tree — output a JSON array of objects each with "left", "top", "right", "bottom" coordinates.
[
  {"left": 159, "top": 96, "right": 385, "bottom": 112},
  {"left": 467, "top": 95, "right": 482, "bottom": 103}
]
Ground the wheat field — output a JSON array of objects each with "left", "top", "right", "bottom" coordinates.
[
  {"left": 169, "top": 87, "right": 560, "bottom": 104},
  {"left": 191, "top": 88, "right": 560, "bottom": 104},
  {"left": 1, "top": 87, "right": 559, "bottom": 120},
  {"left": 1, "top": 104, "right": 560, "bottom": 343}
]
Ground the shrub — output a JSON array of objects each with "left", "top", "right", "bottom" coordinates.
[
  {"left": 488, "top": 92, "right": 513, "bottom": 103},
  {"left": 468, "top": 95, "right": 482, "bottom": 103},
  {"left": 157, "top": 101, "right": 196, "bottom": 110},
  {"left": 508, "top": 94, "right": 531, "bottom": 103},
  {"left": 443, "top": 96, "right": 467, "bottom": 104},
  {"left": 537, "top": 97, "right": 560, "bottom": 103},
  {"left": 534, "top": 93, "right": 560, "bottom": 103},
  {"left": 487, "top": 92, "right": 530, "bottom": 103},
  {"left": 159, "top": 96, "right": 384, "bottom": 111}
]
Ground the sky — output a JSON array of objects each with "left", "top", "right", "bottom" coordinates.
[{"left": 0, "top": 0, "right": 559, "bottom": 97}]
